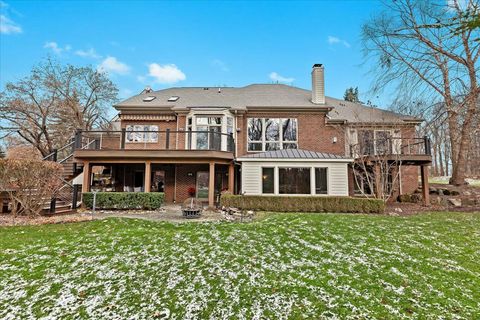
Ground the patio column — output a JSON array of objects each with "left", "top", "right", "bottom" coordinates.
[
  {"left": 420, "top": 165, "right": 430, "bottom": 206},
  {"left": 82, "top": 161, "right": 90, "bottom": 193},
  {"left": 208, "top": 161, "right": 215, "bottom": 208},
  {"left": 144, "top": 161, "right": 151, "bottom": 192},
  {"left": 228, "top": 163, "right": 235, "bottom": 193}
]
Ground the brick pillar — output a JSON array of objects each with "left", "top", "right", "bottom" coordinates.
[
  {"left": 208, "top": 161, "right": 215, "bottom": 208},
  {"left": 144, "top": 161, "right": 151, "bottom": 192},
  {"left": 82, "top": 161, "right": 90, "bottom": 193},
  {"left": 421, "top": 165, "right": 430, "bottom": 206},
  {"left": 228, "top": 163, "right": 235, "bottom": 193}
]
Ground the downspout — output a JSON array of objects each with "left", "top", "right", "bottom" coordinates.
[
  {"left": 234, "top": 110, "right": 238, "bottom": 158},
  {"left": 175, "top": 113, "right": 179, "bottom": 150}
]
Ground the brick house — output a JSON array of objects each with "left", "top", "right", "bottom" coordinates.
[{"left": 72, "top": 64, "right": 432, "bottom": 207}]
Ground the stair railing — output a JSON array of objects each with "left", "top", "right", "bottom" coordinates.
[{"left": 42, "top": 139, "right": 80, "bottom": 214}]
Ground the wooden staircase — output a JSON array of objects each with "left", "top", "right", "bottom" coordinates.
[{"left": 41, "top": 141, "right": 83, "bottom": 215}]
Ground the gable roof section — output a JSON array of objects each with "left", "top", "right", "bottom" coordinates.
[{"left": 115, "top": 84, "right": 421, "bottom": 124}]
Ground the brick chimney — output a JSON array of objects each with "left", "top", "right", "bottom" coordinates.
[{"left": 311, "top": 64, "right": 325, "bottom": 104}]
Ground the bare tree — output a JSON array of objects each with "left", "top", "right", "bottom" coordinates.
[
  {"left": 362, "top": 0, "right": 480, "bottom": 185},
  {"left": 0, "top": 58, "right": 118, "bottom": 157}
]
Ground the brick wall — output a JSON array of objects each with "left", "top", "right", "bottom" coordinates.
[{"left": 401, "top": 165, "right": 420, "bottom": 195}]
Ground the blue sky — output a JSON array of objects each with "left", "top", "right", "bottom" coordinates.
[{"left": 1, "top": 0, "right": 386, "bottom": 105}]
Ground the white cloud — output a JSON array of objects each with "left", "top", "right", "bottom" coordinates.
[
  {"left": 75, "top": 48, "right": 101, "bottom": 59},
  {"left": 212, "top": 59, "right": 229, "bottom": 72},
  {"left": 327, "top": 35, "right": 350, "bottom": 48},
  {"left": 147, "top": 63, "right": 186, "bottom": 84},
  {"left": 0, "top": 14, "right": 22, "bottom": 34},
  {"left": 97, "top": 56, "right": 130, "bottom": 75},
  {"left": 43, "top": 41, "right": 71, "bottom": 55},
  {"left": 269, "top": 72, "right": 294, "bottom": 84},
  {"left": 328, "top": 36, "right": 341, "bottom": 44}
]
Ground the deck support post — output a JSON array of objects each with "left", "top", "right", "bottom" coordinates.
[
  {"left": 144, "top": 161, "right": 151, "bottom": 192},
  {"left": 374, "top": 163, "right": 382, "bottom": 199},
  {"left": 208, "top": 161, "right": 215, "bottom": 208},
  {"left": 82, "top": 161, "right": 90, "bottom": 193},
  {"left": 421, "top": 165, "right": 430, "bottom": 206},
  {"left": 228, "top": 163, "right": 235, "bottom": 194}
]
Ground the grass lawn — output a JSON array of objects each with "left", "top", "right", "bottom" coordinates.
[
  {"left": 1, "top": 213, "right": 479, "bottom": 319},
  {"left": 429, "top": 176, "right": 480, "bottom": 186}
]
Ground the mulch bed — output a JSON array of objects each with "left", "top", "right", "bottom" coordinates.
[{"left": 0, "top": 213, "right": 93, "bottom": 227}]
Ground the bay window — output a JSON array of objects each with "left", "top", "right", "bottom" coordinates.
[
  {"left": 186, "top": 112, "right": 234, "bottom": 151},
  {"left": 248, "top": 118, "right": 298, "bottom": 151}
]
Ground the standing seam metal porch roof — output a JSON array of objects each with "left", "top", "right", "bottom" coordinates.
[{"left": 239, "top": 149, "right": 348, "bottom": 159}]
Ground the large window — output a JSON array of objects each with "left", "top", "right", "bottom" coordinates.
[
  {"left": 248, "top": 118, "right": 297, "bottom": 152},
  {"left": 279, "top": 167, "right": 310, "bottom": 194},
  {"left": 126, "top": 125, "right": 158, "bottom": 143},
  {"left": 262, "top": 168, "right": 274, "bottom": 194}
]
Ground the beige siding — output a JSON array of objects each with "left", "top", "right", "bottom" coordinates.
[{"left": 240, "top": 160, "right": 350, "bottom": 196}]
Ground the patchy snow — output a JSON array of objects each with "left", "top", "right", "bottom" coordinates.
[{"left": 0, "top": 213, "right": 479, "bottom": 318}]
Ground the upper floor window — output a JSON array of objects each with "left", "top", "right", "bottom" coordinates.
[
  {"left": 248, "top": 118, "right": 297, "bottom": 152},
  {"left": 186, "top": 113, "right": 234, "bottom": 151},
  {"left": 126, "top": 125, "right": 158, "bottom": 143},
  {"left": 356, "top": 129, "right": 401, "bottom": 156}
]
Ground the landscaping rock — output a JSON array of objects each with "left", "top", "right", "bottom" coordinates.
[
  {"left": 447, "top": 198, "right": 462, "bottom": 207},
  {"left": 394, "top": 207, "right": 403, "bottom": 213},
  {"left": 461, "top": 198, "right": 476, "bottom": 206},
  {"left": 463, "top": 191, "right": 471, "bottom": 196},
  {"left": 438, "top": 189, "right": 444, "bottom": 196},
  {"left": 429, "top": 187, "right": 437, "bottom": 194}
]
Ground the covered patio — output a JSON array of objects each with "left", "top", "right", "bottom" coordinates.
[{"left": 81, "top": 160, "right": 235, "bottom": 208}]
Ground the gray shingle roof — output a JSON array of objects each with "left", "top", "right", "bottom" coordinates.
[
  {"left": 240, "top": 149, "right": 347, "bottom": 159},
  {"left": 115, "top": 84, "right": 420, "bottom": 123}
]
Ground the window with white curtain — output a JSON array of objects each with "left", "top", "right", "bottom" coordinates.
[{"left": 126, "top": 125, "right": 158, "bottom": 143}]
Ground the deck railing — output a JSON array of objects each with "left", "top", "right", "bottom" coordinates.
[
  {"left": 349, "top": 136, "right": 431, "bottom": 158},
  {"left": 73, "top": 129, "right": 235, "bottom": 153}
]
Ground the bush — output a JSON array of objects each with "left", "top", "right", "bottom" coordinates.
[
  {"left": 0, "top": 159, "right": 63, "bottom": 216},
  {"left": 83, "top": 192, "right": 164, "bottom": 210},
  {"left": 220, "top": 195, "right": 385, "bottom": 214}
]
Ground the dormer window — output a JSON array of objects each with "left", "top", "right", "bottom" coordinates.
[
  {"left": 142, "top": 96, "right": 156, "bottom": 102},
  {"left": 167, "top": 96, "right": 179, "bottom": 102}
]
